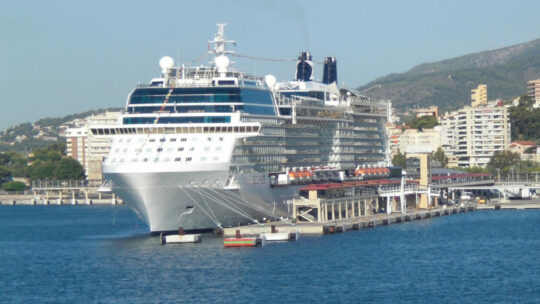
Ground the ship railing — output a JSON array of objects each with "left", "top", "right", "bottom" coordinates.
[{"left": 348, "top": 96, "right": 389, "bottom": 106}]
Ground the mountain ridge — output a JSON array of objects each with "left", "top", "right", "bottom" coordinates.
[{"left": 357, "top": 38, "right": 540, "bottom": 111}]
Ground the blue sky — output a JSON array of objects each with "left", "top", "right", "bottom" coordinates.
[{"left": 1, "top": 0, "right": 539, "bottom": 130}]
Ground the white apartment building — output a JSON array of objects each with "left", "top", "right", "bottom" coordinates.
[
  {"left": 441, "top": 106, "right": 510, "bottom": 168},
  {"left": 398, "top": 127, "right": 445, "bottom": 153},
  {"left": 528, "top": 79, "right": 540, "bottom": 107},
  {"left": 65, "top": 111, "right": 121, "bottom": 183}
]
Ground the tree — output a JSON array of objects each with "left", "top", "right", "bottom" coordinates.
[
  {"left": 432, "top": 147, "right": 448, "bottom": 168},
  {"left": 53, "top": 158, "right": 85, "bottom": 180},
  {"left": 508, "top": 96, "right": 540, "bottom": 142},
  {"left": 524, "top": 146, "right": 537, "bottom": 154},
  {"left": 408, "top": 115, "right": 439, "bottom": 130},
  {"left": 462, "top": 167, "right": 489, "bottom": 174},
  {"left": 0, "top": 165, "right": 12, "bottom": 182},
  {"left": 46, "top": 143, "right": 67, "bottom": 156},
  {"left": 518, "top": 94, "right": 534, "bottom": 108},
  {"left": 392, "top": 150, "right": 407, "bottom": 168},
  {"left": 31, "top": 149, "right": 62, "bottom": 162},
  {"left": 2, "top": 181, "right": 27, "bottom": 192},
  {"left": 28, "top": 162, "right": 56, "bottom": 180},
  {"left": 0, "top": 151, "right": 28, "bottom": 177},
  {"left": 486, "top": 151, "right": 521, "bottom": 177}
]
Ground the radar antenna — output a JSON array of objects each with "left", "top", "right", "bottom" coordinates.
[{"left": 208, "top": 23, "right": 236, "bottom": 56}]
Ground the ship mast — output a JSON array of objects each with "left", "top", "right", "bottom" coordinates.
[{"left": 209, "top": 23, "right": 236, "bottom": 56}]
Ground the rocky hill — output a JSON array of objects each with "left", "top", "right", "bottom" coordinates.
[{"left": 357, "top": 38, "right": 540, "bottom": 112}]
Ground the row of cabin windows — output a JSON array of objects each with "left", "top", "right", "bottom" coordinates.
[
  {"left": 110, "top": 156, "right": 220, "bottom": 163},
  {"left": 93, "top": 125, "right": 260, "bottom": 135},
  {"left": 113, "top": 146, "right": 222, "bottom": 153},
  {"left": 145, "top": 137, "right": 224, "bottom": 143}
]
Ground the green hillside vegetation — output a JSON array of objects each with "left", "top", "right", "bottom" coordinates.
[
  {"left": 509, "top": 95, "right": 540, "bottom": 142},
  {"left": 27, "top": 143, "right": 85, "bottom": 180},
  {"left": 0, "top": 108, "right": 121, "bottom": 153},
  {"left": 408, "top": 115, "right": 439, "bottom": 130},
  {"left": 358, "top": 38, "right": 540, "bottom": 112},
  {"left": 0, "top": 143, "right": 85, "bottom": 188}
]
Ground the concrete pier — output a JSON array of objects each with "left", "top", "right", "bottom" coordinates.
[
  {"left": 224, "top": 204, "right": 477, "bottom": 237},
  {"left": 476, "top": 201, "right": 540, "bottom": 210}
]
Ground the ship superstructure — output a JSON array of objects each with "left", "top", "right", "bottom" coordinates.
[{"left": 91, "top": 24, "right": 389, "bottom": 233}]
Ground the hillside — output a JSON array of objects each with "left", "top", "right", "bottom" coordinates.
[
  {"left": 0, "top": 108, "right": 122, "bottom": 153},
  {"left": 357, "top": 38, "right": 540, "bottom": 112}
]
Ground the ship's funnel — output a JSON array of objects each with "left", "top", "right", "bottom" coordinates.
[
  {"left": 322, "top": 57, "right": 337, "bottom": 84},
  {"left": 295, "top": 51, "right": 313, "bottom": 81}
]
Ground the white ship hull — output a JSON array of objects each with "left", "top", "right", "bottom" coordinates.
[{"left": 104, "top": 169, "right": 293, "bottom": 233}]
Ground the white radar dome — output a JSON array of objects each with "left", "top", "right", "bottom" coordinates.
[
  {"left": 264, "top": 74, "right": 277, "bottom": 89},
  {"left": 214, "top": 55, "right": 230, "bottom": 73},
  {"left": 159, "top": 56, "right": 174, "bottom": 73}
]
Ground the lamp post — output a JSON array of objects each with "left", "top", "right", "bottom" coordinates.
[{"left": 511, "top": 166, "right": 515, "bottom": 182}]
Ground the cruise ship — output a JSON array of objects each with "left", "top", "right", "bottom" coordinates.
[{"left": 91, "top": 24, "right": 390, "bottom": 234}]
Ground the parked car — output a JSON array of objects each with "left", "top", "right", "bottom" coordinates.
[
  {"left": 439, "top": 199, "right": 456, "bottom": 206},
  {"left": 461, "top": 192, "right": 473, "bottom": 201}
]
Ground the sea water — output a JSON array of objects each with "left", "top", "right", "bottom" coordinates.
[{"left": 0, "top": 205, "right": 539, "bottom": 303}]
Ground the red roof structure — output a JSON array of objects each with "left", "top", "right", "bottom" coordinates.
[
  {"left": 299, "top": 179, "right": 417, "bottom": 192},
  {"left": 510, "top": 141, "right": 536, "bottom": 146}
]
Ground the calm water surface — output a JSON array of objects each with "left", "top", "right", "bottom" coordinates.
[{"left": 0, "top": 205, "right": 539, "bottom": 303}]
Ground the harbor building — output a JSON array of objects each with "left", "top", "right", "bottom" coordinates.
[
  {"left": 527, "top": 79, "right": 540, "bottom": 107},
  {"left": 471, "top": 84, "right": 487, "bottom": 107},
  {"left": 440, "top": 105, "right": 510, "bottom": 168}
]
